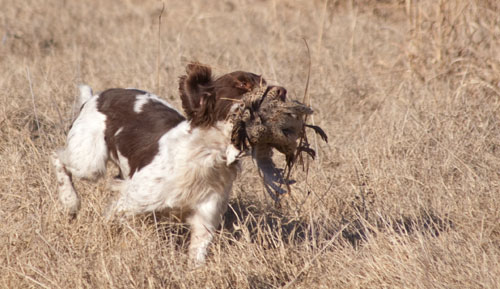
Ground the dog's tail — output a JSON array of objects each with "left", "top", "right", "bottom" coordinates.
[{"left": 78, "top": 84, "right": 93, "bottom": 106}]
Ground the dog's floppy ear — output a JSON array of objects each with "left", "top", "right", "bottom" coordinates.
[{"left": 179, "top": 63, "right": 214, "bottom": 121}]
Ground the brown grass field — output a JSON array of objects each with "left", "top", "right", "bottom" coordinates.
[{"left": 1, "top": 0, "right": 500, "bottom": 288}]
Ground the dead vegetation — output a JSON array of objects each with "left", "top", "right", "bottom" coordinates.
[{"left": 1, "top": 0, "right": 500, "bottom": 288}]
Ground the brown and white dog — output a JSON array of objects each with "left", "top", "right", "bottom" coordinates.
[{"left": 51, "top": 63, "right": 288, "bottom": 263}]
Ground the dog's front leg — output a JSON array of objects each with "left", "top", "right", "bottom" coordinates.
[{"left": 186, "top": 192, "right": 228, "bottom": 264}]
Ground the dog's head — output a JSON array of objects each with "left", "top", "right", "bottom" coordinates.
[{"left": 179, "top": 62, "right": 288, "bottom": 128}]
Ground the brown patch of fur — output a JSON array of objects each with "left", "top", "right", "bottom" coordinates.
[{"left": 97, "top": 89, "right": 185, "bottom": 177}]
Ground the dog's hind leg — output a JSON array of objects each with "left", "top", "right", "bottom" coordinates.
[
  {"left": 51, "top": 85, "right": 108, "bottom": 216},
  {"left": 51, "top": 150, "right": 80, "bottom": 215}
]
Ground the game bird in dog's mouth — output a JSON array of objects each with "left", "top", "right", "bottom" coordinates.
[
  {"left": 51, "top": 63, "right": 327, "bottom": 263},
  {"left": 230, "top": 83, "right": 328, "bottom": 202}
]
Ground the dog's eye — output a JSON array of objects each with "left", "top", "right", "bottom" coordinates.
[{"left": 237, "top": 82, "right": 252, "bottom": 91}]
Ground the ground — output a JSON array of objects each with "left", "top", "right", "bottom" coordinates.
[{"left": 1, "top": 0, "right": 499, "bottom": 288}]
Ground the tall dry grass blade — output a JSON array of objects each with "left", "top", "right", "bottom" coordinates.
[
  {"left": 301, "top": 38, "right": 314, "bottom": 174},
  {"left": 302, "top": 38, "right": 311, "bottom": 105},
  {"left": 50, "top": 95, "right": 67, "bottom": 134},
  {"left": 406, "top": 0, "right": 412, "bottom": 27},
  {"left": 26, "top": 67, "right": 44, "bottom": 137},
  {"left": 316, "top": 0, "right": 329, "bottom": 57},
  {"left": 304, "top": 38, "right": 321, "bottom": 163},
  {"left": 349, "top": 2, "right": 358, "bottom": 61},
  {"left": 156, "top": 2, "right": 165, "bottom": 95}
]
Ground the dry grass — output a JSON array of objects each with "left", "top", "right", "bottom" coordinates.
[{"left": 1, "top": 0, "right": 500, "bottom": 288}]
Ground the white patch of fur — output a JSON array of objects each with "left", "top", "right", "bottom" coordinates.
[
  {"left": 116, "top": 150, "right": 130, "bottom": 178},
  {"left": 58, "top": 95, "right": 108, "bottom": 179},
  {"left": 133, "top": 94, "right": 150, "bottom": 113},
  {"left": 132, "top": 91, "right": 180, "bottom": 114},
  {"left": 114, "top": 127, "right": 123, "bottom": 137},
  {"left": 78, "top": 84, "right": 93, "bottom": 105}
]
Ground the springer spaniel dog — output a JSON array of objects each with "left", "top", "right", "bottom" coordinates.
[{"left": 51, "top": 63, "right": 287, "bottom": 263}]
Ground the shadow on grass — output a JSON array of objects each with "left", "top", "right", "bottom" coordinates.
[
  {"left": 221, "top": 196, "right": 454, "bottom": 249},
  {"left": 340, "top": 210, "right": 454, "bottom": 248},
  {"left": 132, "top": 196, "right": 453, "bottom": 251}
]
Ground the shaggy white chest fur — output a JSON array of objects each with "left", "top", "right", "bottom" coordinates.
[{"left": 109, "top": 120, "right": 239, "bottom": 216}]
